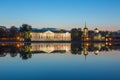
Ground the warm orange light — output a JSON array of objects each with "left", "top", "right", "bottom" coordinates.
[
  {"left": 86, "top": 37, "right": 90, "bottom": 41},
  {"left": 109, "top": 43, "right": 112, "bottom": 46},
  {"left": 17, "top": 36, "right": 20, "bottom": 40},
  {"left": 1, "top": 43, "right": 5, "bottom": 46},
  {"left": 85, "top": 43, "right": 90, "bottom": 46},
  {"left": 16, "top": 44, "right": 20, "bottom": 47},
  {"left": 109, "top": 38, "right": 112, "bottom": 41}
]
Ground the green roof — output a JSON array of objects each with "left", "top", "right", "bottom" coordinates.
[{"left": 32, "top": 30, "right": 69, "bottom": 33}]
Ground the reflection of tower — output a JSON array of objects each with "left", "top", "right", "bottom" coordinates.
[
  {"left": 82, "top": 43, "right": 88, "bottom": 61},
  {"left": 83, "top": 47, "right": 88, "bottom": 61}
]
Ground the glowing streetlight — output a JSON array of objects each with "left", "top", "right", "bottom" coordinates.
[{"left": 17, "top": 36, "right": 20, "bottom": 40}]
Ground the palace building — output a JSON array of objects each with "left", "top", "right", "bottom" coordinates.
[{"left": 30, "top": 30, "right": 71, "bottom": 41}]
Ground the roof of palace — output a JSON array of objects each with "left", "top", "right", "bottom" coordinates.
[{"left": 32, "top": 28, "right": 70, "bottom": 33}]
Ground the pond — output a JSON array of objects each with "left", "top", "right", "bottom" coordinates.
[{"left": 0, "top": 42, "right": 120, "bottom": 80}]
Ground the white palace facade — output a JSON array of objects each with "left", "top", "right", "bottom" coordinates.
[{"left": 30, "top": 30, "right": 71, "bottom": 41}]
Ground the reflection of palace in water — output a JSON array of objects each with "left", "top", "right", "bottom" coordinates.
[
  {"left": 30, "top": 43, "right": 71, "bottom": 53},
  {"left": 0, "top": 42, "right": 120, "bottom": 60}
]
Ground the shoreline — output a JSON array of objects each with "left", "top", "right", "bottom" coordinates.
[{"left": 0, "top": 41, "right": 119, "bottom": 43}]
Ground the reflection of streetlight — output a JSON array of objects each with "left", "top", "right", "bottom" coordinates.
[
  {"left": 106, "top": 38, "right": 108, "bottom": 41},
  {"left": 109, "top": 38, "right": 112, "bottom": 41},
  {"left": 16, "top": 44, "right": 20, "bottom": 48},
  {"left": 109, "top": 43, "right": 112, "bottom": 46},
  {"left": 86, "top": 37, "right": 90, "bottom": 41}
]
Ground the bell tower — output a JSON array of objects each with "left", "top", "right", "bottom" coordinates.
[{"left": 83, "top": 22, "right": 88, "bottom": 37}]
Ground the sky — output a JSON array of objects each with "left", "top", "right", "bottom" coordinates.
[{"left": 0, "top": 0, "right": 120, "bottom": 31}]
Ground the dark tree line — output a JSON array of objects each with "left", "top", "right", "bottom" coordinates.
[
  {"left": 0, "top": 26, "right": 19, "bottom": 41},
  {"left": 0, "top": 43, "right": 32, "bottom": 60},
  {"left": 71, "top": 28, "right": 83, "bottom": 41},
  {"left": 20, "top": 24, "right": 32, "bottom": 41},
  {"left": 0, "top": 24, "right": 32, "bottom": 41}
]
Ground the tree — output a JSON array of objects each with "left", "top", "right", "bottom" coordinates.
[
  {"left": 19, "top": 44, "right": 32, "bottom": 60},
  {"left": 71, "top": 28, "right": 83, "bottom": 41},
  {"left": 71, "top": 28, "right": 78, "bottom": 41},
  {"left": 78, "top": 28, "right": 83, "bottom": 41},
  {"left": 0, "top": 26, "right": 7, "bottom": 38},
  {"left": 20, "top": 24, "right": 32, "bottom": 41},
  {"left": 9, "top": 26, "right": 18, "bottom": 38}
]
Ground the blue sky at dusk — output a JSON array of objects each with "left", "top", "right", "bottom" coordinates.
[{"left": 0, "top": 0, "right": 120, "bottom": 31}]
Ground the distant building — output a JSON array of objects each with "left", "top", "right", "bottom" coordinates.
[
  {"left": 94, "top": 28, "right": 99, "bottom": 33},
  {"left": 94, "top": 28, "right": 102, "bottom": 41},
  {"left": 30, "top": 30, "right": 71, "bottom": 41}
]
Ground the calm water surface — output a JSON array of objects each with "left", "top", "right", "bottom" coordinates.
[{"left": 0, "top": 43, "right": 120, "bottom": 80}]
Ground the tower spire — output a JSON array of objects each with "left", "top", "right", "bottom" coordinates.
[{"left": 85, "top": 21, "right": 87, "bottom": 28}]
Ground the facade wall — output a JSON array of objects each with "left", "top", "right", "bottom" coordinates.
[{"left": 31, "top": 31, "right": 71, "bottom": 41}]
